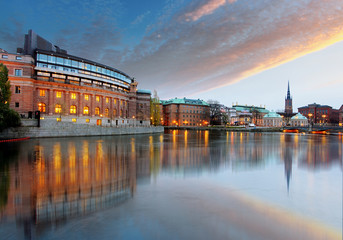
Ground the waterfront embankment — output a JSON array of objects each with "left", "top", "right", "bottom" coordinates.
[
  {"left": 0, "top": 119, "right": 164, "bottom": 139},
  {"left": 165, "top": 126, "right": 282, "bottom": 132}
]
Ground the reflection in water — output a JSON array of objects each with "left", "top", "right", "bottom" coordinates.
[{"left": 0, "top": 131, "right": 341, "bottom": 239}]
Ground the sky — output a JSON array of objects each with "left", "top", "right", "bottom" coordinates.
[{"left": 1, "top": 0, "right": 343, "bottom": 111}]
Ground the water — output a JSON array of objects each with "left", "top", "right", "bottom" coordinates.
[{"left": 0, "top": 130, "right": 342, "bottom": 239}]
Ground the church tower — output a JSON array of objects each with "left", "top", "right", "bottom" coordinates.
[{"left": 285, "top": 81, "right": 293, "bottom": 114}]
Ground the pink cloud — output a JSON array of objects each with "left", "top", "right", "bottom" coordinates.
[{"left": 185, "top": 0, "right": 236, "bottom": 21}]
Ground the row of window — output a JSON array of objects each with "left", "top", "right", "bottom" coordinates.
[
  {"left": 38, "top": 90, "right": 127, "bottom": 105},
  {"left": 2, "top": 55, "right": 22, "bottom": 60},
  {"left": 36, "top": 63, "right": 129, "bottom": 88},
  {"left": 37, "top": 53, "right": 131, "bottom": 83},
  {"left": 38, "top": 103, "right": 126, "bottom": 117}
]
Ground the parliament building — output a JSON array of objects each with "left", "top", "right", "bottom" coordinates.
[{"left": 0, "top": 30, "right": 151, "bottom": 127}]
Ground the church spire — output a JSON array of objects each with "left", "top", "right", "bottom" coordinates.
[{"left": 286, "top": 81, "right": 291, "bottom": 100}]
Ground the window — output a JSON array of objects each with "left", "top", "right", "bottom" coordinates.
[
  {"left": 56, "top": 91, "right": 62, "bottom": 98},
  {"left": 84, "top": 94, "right": 89, "bottom": 100},
  {"left": 105, "top": 108, "right": 109, "bottom": 117},
  {"left": 15, "top": 102, "right": 19, "bottom": 108},
  {"left": 70, "top": 105, "right": 77, "bottom": 114},
  {"left": 96, "top": 96, "right": 100, "bottom": 102},
  {"left": 113, "top": 109, "right": 117, "bottom": 116},
  {"left": 16, "top": 56, "right": 22, "bottom": 60},
  {"left": 95, "top": 107, "right": 100, "bottom": 116},
  {"left": 15, "top": 86, "right": 21, "bottom": 93},
  {"left": 85, "top": 119, "right": 90, "bottom": 123},
  {"left": 71, "top": 93, "right": 76, "bottom": 100},
  {"left": 15, "top": 69, "right": 22, "bottom": 76},
  {"left": 55, "top": 104, "right": 62, "bottom": 114},
  {"left": 114, "top": 99, "right": 117, "bottom": 104},
  {"left": 56, "top": 118, "right": 61, "bottom": 122},
  {"left": 72, "top": 118, "right": 77, "bottom": 122},
  {"left": 106, "top": 97, "right": 109, "bottom": 103},
  {"left": 2, "top": 55, "right": 8, "bottom": 59},
  {"left": 38, "top": 103, "right": 46, "bottom": 113},
  {"left": 39, "top": 89, "right": 45, "bottom": 97},
  {"left": 83, "top": 106, "right": 89, "bottom": 115},
  {"left": 120, "top": 109, "right": 123, "bottom": 117}
]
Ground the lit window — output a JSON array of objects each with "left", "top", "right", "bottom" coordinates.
[
  {"left": 120, "top": 109, "right": 123, "bottom": 117},
  {"left": 105, "top": 108, "right": 109, "bottom": 117},
  {"left": 113, "top": 109, "right": 117, "bottom": 116},
  {"left": 55, "top": 104, "right": 62, "bottom": 113},
  {"left": 56, "top": 118, "right": 61, "bottom": 122},
  {"left": 15, "top": 69, "right": 22, "bottom": 76},
  {"left": 38, "top": 103, "right": 46, "bottom": 112},
  {"left": 84, "top": 94, "right": 89, "bottom": 100},
  {"left": 86, "top": 119, "right": 90, "bottom": 123},
  {"left": 56, "top": 91, "right": 62, "bottom": 98},
  {"left": 72, "top": 118, "right": 77, "bottom": 122},
  {"left": 120, "top": 100, "right": 123, "bottom": 106},
  {"left": 71, "top": 93, "right": 76, "bottom": 99},
  {"left": 114, "top": 99, "right": 117, "bottom": 104},
  {"left": 96, "top": 96, "right": 100, "bottom": 102},
  {"left": 2, "top": 55, "right": 8, "bottom": 59},
  {"left": 39, "top": 89, "right": 45, "bottom": 97},
  {"left": 15, "top": 86, "right": 21, "bottom": 93},
  {"left": 83, "top": 106, "right": 89, "bottom": 115},
  {"left": 70, "top": 105, "right": 77, "bottom": 114},
  {"left": 95, "top": 107, "right": 100, "bottom": 116},
  {"left": 106, "top": 97, "right": 109, "bottom": 103}
]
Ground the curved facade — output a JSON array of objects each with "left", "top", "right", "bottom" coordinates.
[{"left": 1, "top": 30, "right": 151, "bottom": 127}]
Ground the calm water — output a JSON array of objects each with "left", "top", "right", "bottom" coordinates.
[{"left": 0, "top": 130, "right": 342, "bottom": 240}]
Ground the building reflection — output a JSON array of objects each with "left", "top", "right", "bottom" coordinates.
[{"left": 0, "top": 137, "right": 138, "bottom": 238}]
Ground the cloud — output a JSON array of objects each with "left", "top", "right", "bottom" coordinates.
[
  {"left": 185, "top": 0, "right": 236, "bottom": 21},
  {"left": 131, "top": 11, "right": 151, "bottom": 25},
  {"left": 119, "top": 0, "right": 343, "bottom": 99}
]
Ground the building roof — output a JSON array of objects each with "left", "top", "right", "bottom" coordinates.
[
  {"left": 233, "top": 105, "right": 269, "bottom": 113},
  {"left": 298, "top": 103, "right": 332, "bottom": 109},
  {"left": 162, "top": 97, "right": 209, "bottom": 106},
  {"left": 137, "top": 89, "right": 151, "bottom": 95},
  {"left": 291, "top": 113, "right": 308, "bottom": 120},
  {"left": 263, "top": 112, "right": 282, "bottom": 118}
]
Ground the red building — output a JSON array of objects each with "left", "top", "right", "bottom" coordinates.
[
  {"left": 298, "top": 103, "right": 340, "bottom": 125},
  {"left": 161, "top": 98, "right": 210, "bottom": 127},
  {"left": 1, "top": 30, "right": 151, "bottom": 127}
]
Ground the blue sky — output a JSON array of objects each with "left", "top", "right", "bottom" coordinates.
[{"left": 1, "top": 0, "right": 342, "bottom": 110}]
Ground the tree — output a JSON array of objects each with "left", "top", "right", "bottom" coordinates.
[
  {"left": 0, "top": 63, "right": 21, "bottom": 131},
  {"left": 150, "top": 90, "right": 161, "bottom": 126},
  {"left": 207, "top": 99, "right": 223, "bottom": 125}
]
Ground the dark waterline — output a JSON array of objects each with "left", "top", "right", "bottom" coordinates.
[{"left": 0, "top": 130, "right": 342, "bottom": 239}]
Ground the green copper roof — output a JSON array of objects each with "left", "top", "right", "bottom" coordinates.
[
  {"left": 137, "top": 89, "right": 151, "bottom": 94},
  {"left": 291, "top": 113, "right": 307, "bottom": 120},
  {"left": 162, "top": 97, "right": 209, "bottom": 106},
  {"left": 263, "top": 112, "right": 282, "bottom": 118},
  {"left": 233, "top": 105, "right": 269, "bottom": 113}
]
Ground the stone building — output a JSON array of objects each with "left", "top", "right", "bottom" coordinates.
[
  {"left": 298, "top": 103, "right": 340, "bottom": 125},
  {"left": 1, "top": 30, "right": 151, "bottom": 127},
  {"left": 263, "top": 112, "right": 283, "bottom": 127},
  {"left": 290, "top": 113, "right": 308, "bottom": 127}
]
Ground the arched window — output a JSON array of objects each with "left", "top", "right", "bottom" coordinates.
[
  {"left": 55, "top": 104, "right": 62, "bottom": 114},
  {"left": 38, "top": 103, "right": 46, "bottom": 113},
  {"left": 70, "top": 105, "right": 77, "bottom": 114},
  {"left": 105, "top": 108, "right": 109, "bottom": 117},
  {"left": 83, "top": 106, "right": 89, "bottom": 115},
  {"left": 95, "top": 107, "right": 100, "bottom": 116}
]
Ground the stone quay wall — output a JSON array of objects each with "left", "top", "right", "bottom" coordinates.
[{"left": 0, "top": 119, "right": 164, "bottom": 139}]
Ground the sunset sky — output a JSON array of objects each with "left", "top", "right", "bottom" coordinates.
[{"left": 1, "top": 0, "right": 342, "bottom": 110}]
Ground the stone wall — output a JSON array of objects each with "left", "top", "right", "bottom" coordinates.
[{"left": 0, "top": 121, "right": 164, "bottom": 139}]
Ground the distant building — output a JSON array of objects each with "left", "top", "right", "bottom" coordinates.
[
  {"left": 263, "top": 112, "right": 283, "bottom": 127},
  {"left": 298, "top": 103, "right": 340, "bottom": 125},
  {"left": 0, "top": 30, "right": 151, "bottom": 127},
  {"left": 285, "top": 81, "right": 293, "bottom": 114},
  {"left": 161, "top": 98, "right": 210, "bottom": 126},
  {"left": 290, "top": 113, "right": 308, "bottom": 127},
  {"left": 233, "top": 105, "right": 269, "bottom": 126}
]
